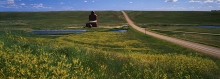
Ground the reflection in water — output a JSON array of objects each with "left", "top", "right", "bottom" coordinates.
[
  {"left": 31, "top": 29, "right": 128, "bottom": 35},
  {"left": 109, "top": 30, "right": 127, "bottom": 32}
]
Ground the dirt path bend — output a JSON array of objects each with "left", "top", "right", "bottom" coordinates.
[{"left": 121, "top": 11, "right": 220, "bottom": 59}]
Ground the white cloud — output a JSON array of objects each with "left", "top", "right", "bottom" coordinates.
[
  {"left": 0, "top": 0, "right": 15, "bottom": 6},
  {"left": 92, "top": 1, "right": 95, "bottom": 2},
  {"left": 204, "top": 0, "right": 214, "bottom": 3},
  {"left": 189, "top": 0, "right": 201, "bottom": 2},
  {"left": 63, "top": 6, "right": 75, "bottom": 10},
  {"left": 190, "top": 0, "right": 215, "bottom": 3},
  {"left": 216, "top": 0, "right": 220, "bottom": 3},
  {"left": 0, "top": 1, "right": 6, "bottom": 5},
  {"left": 59, "top": 2, "right": 64, "bottom": 4},
  {"left": 0, "top": 0, "right": 19, "bottom": 8},
  {"left": 20, "top": 3, "right": 25, "bottom": 6},
  {"left": 0, "top": 0, "right": 54, "bottom": 10},
  {"left": 208, "top": 6, "right": 213, "bottom": 8},
  {"left": 31, "top": 3, "right": 44, "bottom": 8},
  {"left": 7, "top": 0, "right": 14, "bottom": 4},
  {"left": 165, "top": 0, "right": 178, "bottom": 2},
  {"left": 84, "top": 1, "right": 87, "bottom": 2},
  {"left": 1, "top": 4, "right": 18, "bottom": 8},
  {"left": 130, "top": 2, "right": 133, "bottom": 3},
  {"left": 30, "top": 3, "right": 51, "bottom": 9}
]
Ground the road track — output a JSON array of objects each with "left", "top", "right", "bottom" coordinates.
[{"left": 121, "top": 11, "right": 220, "bottom": 59}]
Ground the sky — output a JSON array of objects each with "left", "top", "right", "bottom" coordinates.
[{"left": 0, "top": 0, "right": 220, "bottom": 11}]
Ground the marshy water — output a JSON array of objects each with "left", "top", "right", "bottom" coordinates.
[
  {"left": 199, "top": 26, "right": 220, "bottom": 29},
  {"left": 109, "top": 30, "right": 127, "bottom": 32},
  {"left": 31, "top": 29, "right": 127, "bottom": 35}
]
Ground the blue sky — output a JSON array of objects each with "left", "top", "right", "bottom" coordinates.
[{"left": 0, "top": 0, "right": 220, "bottom": 11}]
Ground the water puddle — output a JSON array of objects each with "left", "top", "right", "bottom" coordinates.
[
  {"left": 122, "top": 26, "right": 129, "bottom": 29},
  {"left": 109, "top": 30, "right": 127, "bottom": 32},
  {"left": 108, "top": 26, "right": 128, "bottom": 32},
  {"left": 199, "top": 26, "right": 220, "bottom": 29}
]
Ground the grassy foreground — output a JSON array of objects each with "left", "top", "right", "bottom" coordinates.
[
  {"left": 0, "top": 11, "right": 220, "bottom": 78},
  {"left": 0, "top": 29, "right": 220, "bottom": 78}
]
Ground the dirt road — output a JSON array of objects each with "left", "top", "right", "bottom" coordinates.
[{"left": 121, "top": 11, "right": 220, "bottom": 59}]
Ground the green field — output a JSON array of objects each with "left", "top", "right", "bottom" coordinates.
[
  {"left": 126, "top": 11, "right": 220, "bottom": 26},
  {"left": 145, "top": 26, "right": 220, "bottom": 47},
  {"left": 0, "top": 11, "right": 220, "bottom": 78},
  {"left": 0, "top": 11, "right": 126, "bottom": 30},
  {"left": 126, "top": 11, "right": 220, "bottom": 47}
]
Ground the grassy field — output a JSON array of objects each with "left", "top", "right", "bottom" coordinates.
[
  {"left": 0, "top": 29, "right": 220, "bottom": 78},
  {"left": 126, "top": 11, "right": 220, "bottom": 48},
  {"left": 145, "top": 26, "right": 220, "bottom": 47},
  {"left": 0, "top": 11, "right": 126, "bottom": 30},
  {"left": 0, "top": 11, "right": 220, "bottom": 78},
  {"left": 126, "top": 11, "right": 220, "bottom": 26}
]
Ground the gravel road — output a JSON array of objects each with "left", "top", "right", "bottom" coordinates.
[{"left": 122, "top": 11, "right": 220, "bottom": 59}]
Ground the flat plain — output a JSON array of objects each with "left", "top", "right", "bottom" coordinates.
[
  {"left": 126, "top": 11, "right": 220, "bottom": 26},
  {"left": 0, "top": 11, "right": 220, "bottom": 78},
  {"left": 126, "top": 11, "right": 220, "bottom": 47},
  {"left": 0, "top": 11, "right": 126, "bottom": 30}
]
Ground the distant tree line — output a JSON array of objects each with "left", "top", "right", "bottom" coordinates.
[{"left": 211, "top": 10, "right": 220, "bottom": 12}]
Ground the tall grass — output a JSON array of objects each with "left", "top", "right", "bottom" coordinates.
[{"left": 0, "top": 30, "right": 219, "bottom": 78}]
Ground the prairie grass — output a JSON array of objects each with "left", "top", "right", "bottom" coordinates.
[
  {"left": 152, "top": 30, "right": 220, "bottom": 48},
  {"left": 0, "top": 11, "right": 126, "bottom": 30},
  {"left": 0, "top": 11, "right": 220, "bottom": 78},
  {"left": 143, "top": 26, "right": 220, "bottom": 47},
  {"left": 0, "top": 29, "right": 220, "bottom": 78},
  {"left": 125, "top": 11, "right": 220, "bottom": 48},
  {"left": 126, "top": 11, "right": 220, "bottom": 26}
]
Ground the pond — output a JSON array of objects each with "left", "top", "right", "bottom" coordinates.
[
  {"left": 31, "top": 30, "right": 87, "bottom": 35},
  {"left": 31, "top": 29, "right": 127, "bottom": 35},
  {"left": 199, "top": 26, "right": 220, "bottom": 29},
  {"left": 109, "top": 30, "right": 127, "bottom": 32},
  {"left": 122, "top": 26, "right": 129, "bottom": 29}
]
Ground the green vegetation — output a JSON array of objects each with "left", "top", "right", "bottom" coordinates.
[
  {"left": 0, "top": 29, "right": 220, "bottom": 78},
  {"left": 126, "top": 11, "right": 220, "bottom": 47},
  {"left": 126, "top": 11, "right": 220, "bottom": 26},
  {"left": 0, "top": 11, "right": 220, "bottom": 78},
  {"left": 145, "top": 26, "right": 220, "bottom": 47},
  {"left": 0, "top": 11, "right": 126, "bottom": 30}
]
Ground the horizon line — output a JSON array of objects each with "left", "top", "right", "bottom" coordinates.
[{"left": 0, "top": 10, "right": 216, "bottom": 12}]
